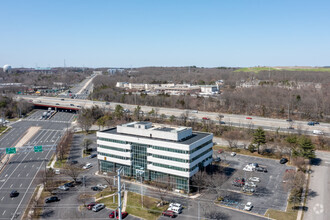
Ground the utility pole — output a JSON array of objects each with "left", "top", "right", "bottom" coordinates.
[
  {"left": 198, "top": 200, "right": 200, "bottom": 220},
  {"left": 117, "top": 167, "right": 123, "bottom": 220},
  {"left": 288, "top": 103, "right": 290, "bottom": 120}
]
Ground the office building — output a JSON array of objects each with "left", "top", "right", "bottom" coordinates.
[{"left": 97, "top": 121, "right": 213, "bottom": 192}]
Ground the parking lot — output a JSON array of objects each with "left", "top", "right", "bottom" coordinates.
[{"left": 213, "top": 152, "right": 293, "bottom": 215}]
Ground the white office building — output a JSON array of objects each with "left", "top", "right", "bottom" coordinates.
[{"left": 97, "top": 121, "right": 213, "bottom": 192}]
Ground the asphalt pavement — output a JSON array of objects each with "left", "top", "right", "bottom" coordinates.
[{"left": 0, "top": 110, "right": 74, "bottom": 219}]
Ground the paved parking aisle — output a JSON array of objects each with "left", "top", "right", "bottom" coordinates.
[{"left": 212, "top": 152, "right": 292, "bottom": 215}]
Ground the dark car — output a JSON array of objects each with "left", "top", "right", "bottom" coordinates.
[
  {"left": 87, "top": 202, "right": 97, "bottom": 210},
  {"left": 220, "top": 121, "right": 226, "bottom": 124},
  {"left": 64, "top": 182, "right": 74, "bottom": 187},
  {"left": 70, "top": 160, "right": 78, "bottom": 165},
  {"left": 255, "top": 167, "right": 268, "bottom": 172},
  {"left": 45, "top": 196, "right": 60, "bottom": 203},
  {"left": 91, "top": 186, "right": 102, "bottom": 191},
  {"left": 162, "top": 210, "right": 176, "bottom": 218},
  {"left": 10, "top": 190, "right": 19, "bottom": 198},
  {"left": 89, "top": 154, "right": 97, "bottom": 159},
  {"left": 232, "top": 178, "right": 245, "bottom": 186},
  {"left": 280, "top": 158, "right": 288, "bottom": 164},
  {"left": 307, "top": 121, "right": 315, "bottom": 126},
  {"left": 286, "top": 119, "right": 293, "bottom": 122}
]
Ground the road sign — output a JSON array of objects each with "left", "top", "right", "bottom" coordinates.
[
  {"left": 34, "top": 145, "right": 43, "bottom": 152},
  {"left": 6, "top": 147, "right": 16, "bottom": 154}
]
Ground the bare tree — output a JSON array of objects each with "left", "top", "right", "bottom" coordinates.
[
  {"left": 222, "top": 130, "right": 240, "bottom": 148},
  {"left": 83, "top": 138, "right": 93, "bottom": 153},
  {"left": 63, "top": 164, "right": 83, "bottom": 183}
]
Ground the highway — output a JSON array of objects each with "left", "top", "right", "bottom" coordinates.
[
  {"left": 0, "top": 111, "right": 74, "bottom": 219},
  {"left": 18, "top": 95, "right": 330, "bottom": 136}
]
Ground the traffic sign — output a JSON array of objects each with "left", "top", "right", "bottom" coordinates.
[
  {"left": 34, "top": 145, "right": 43, "bottom": 152},
  {"left": 6, "top": 148, "right": 16, "bottom": 154}
]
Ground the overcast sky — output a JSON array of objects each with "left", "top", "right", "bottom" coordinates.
[{"left": 1, "top": 0, "right": 330, "bottom": 68}]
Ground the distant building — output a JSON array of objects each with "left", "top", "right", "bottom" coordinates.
[
  {"left": 97, "top": 121, "right": 213, "bottom": 192},
  {"left": 107, "top": 68, "right": 124, "bottom": 75}
]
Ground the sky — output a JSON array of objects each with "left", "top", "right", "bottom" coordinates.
[{"left": 1, "top": 0, "right": 330, "bottom": 68}]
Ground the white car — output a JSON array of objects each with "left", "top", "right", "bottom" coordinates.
[
  {"left": 96, "top": 184, "right": 108, "bottom": 189},
  {"left": 58, "top": 185, "right": 69, "bottom": 191},
  {"left": 248, "top": 177, "right": 260, "bottom": 182},
  {"left": 245, "top": 182, "right": 257, "bottom": 187},
  {"left": 244, "top": 202, "right": 253, "bottom": 211},
  {"left": 92, "top": 203, "right": 105, "bottom": 212},
  {"left": 168, "top": 206, "right": 182, "bottom": 214},
  {"left": 243, "top": 165, "right": 253, "bottom": 172},
  {"left": 230, "top": 152, "right": 236, "bottom": 157},
  {"left": 169, "top": 203, "right": 182, "bottom": 208},
  {"left": 313, "top": 130, "right": 324, "bottom": 135},
  {"left": 83, "top": 163, "right": 92, "bottom": 169}
]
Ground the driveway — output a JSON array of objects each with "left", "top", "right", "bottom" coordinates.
[{"left": 304, "top": 151, "right": 330, "bottom": 220}]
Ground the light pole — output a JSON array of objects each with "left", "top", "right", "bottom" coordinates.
[{"left": 136, "top": 169, "right": 145, "bottom": 208}]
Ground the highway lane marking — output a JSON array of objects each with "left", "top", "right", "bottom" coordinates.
[
  {"left": 11, "top": 140, "right": 55, "bottom": 220},
  {"left": 26, "top": 173, "right": 29, "bottom": 177},
  {"left": 29, "top": 130, "right": 46, "bottom": 145},
  {"left": 20, "top": 183, "right": 22, "bottom": 188},
  {"left": 10, "top": 184, "right": 13, "bottom": 188},
  {"left": 24, "top": 165, "right": 26, "bottom": 168},
  {"left": 32, "top": 165, "right": 34, "bottom": 168},
  {"left": 1, "top": 196, "right": 4, "bottom": 201},
  {"left": 2, "top": 210, "right": 5, "bottom": 215},
  {"left": 17, "top": 174, "right": 20, "bottom": 177}
]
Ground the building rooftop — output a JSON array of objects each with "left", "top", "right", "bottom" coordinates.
[{"left": 101, "top": 127, "right": 210, "bottom": 145}]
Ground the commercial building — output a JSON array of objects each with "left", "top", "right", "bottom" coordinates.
[{"left": 97, "top": 121, "right": 213, "bottom": 192}]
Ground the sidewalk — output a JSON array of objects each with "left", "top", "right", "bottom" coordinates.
[
  {"left": 296, "top": 165, "right": 310, "bottom": 220},
  {"left": 95, "top": 171, "right": 193, "bottom": 199}
]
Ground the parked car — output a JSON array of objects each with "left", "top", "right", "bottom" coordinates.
[
  {"left": 96, "top": 184, "right": 108, "bottom": 189},
  {"left": 220, "top": 121, "right": 226, "bottom": 124},
  {"left": 168, "top": 206, "right": 182, "bottom": 214},
  {"left": 232, "top": 178, "right": 245, "bottom": 186},
  {"left": 242, "top": 186, "right": 255, "bottom": 193},
  {"left": 70, "top": 160, "right": 78, "bottom": 165},
  {"left": 202, "top": 117, "right": 210, "bottom": 120},
  {"left": 92, "top": 203, "right": 105, "bottom": 212},
  {"left": 109, "top": 210, "right": 119, "bottom": 218},
  {"left": 45, "top": 196, "right": 60, "bottom": 203},
  {"left": 87, "top": 202, "right": 97, "bottom": 210},
  {"left": 89, "top": 154, "right": 97, "bottom": 158},
  {"left": 217, "top": 149, "right": 224, "bottom": 154},
  {"left": 169, "top": 203, "right": 182, "bottom": 208},
  {"left": 70, "top": 104, "right": 74, "bottom": 106},
  {"left": 214, "top": 157, "right": 221, "bottom": 162},
  {"left": 83, "top": 163, "right": 92, "bottom": 169},
  {"left": 243, "top": 165, "right": 253, "bottom": 172},
  {"left": 286, "top": 119, "right": 293, "bottom": 122},
  {"left": 91, "top": 186, "right": 102, "bottom": 191},
  {"left": 249, "top": 163, "right": 259, "bottom": 168},
  {"left": 246, "top": 117, "right": 252, "bottom": 119},
  {"left": 162, "top": 210, "right": 176, "bottom": 218},
  {"left": 248, "top": 177, "right": 260, "bottom": 182},
  {"left": 245, "top": 182, "right": 257, "bottom": 187},
  {"left": 230, "top": 152, "right": 236, "bottom": 157},
  {"left": 58, "top": 185, "right": 69, "bottom": 191},
  {"left": 64, "top": 182, "right": 74, "bottom": 187},
  {"left": 117, "top": 212, "right": 128, "bottom": 219},
  {"left": 280, "top": 158, "right": 288, "bottom": 164},
  {"left": 10, "top": 190, "right": 19, "bottom": 198},
  {"left": 255, "top": 167, "right": 267, "bottom": 172},
  {"left": 244, "top": 202, "right": 253, "bottom": 211}
]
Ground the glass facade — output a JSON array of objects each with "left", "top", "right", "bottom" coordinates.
[{"left": 98, "top": 135, "right": 212, "bottom": 192}]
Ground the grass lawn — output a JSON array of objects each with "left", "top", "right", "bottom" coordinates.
[
  {"left": 99, "top": 191, "right": 167, "bottom": 220},
  {"left": 0, "top": 126, "right": 7, "bottom": 133},
  {"left": 95, "top": 189, "right": 117, "bottom": 199},
  {"left": 54, "top": 158, "right": 67, "bottom": 168},
  {"left": 213, "top": 145, "right": 281, "bottom": 160},
  {"left": 265, "top": 201, "right": 298, "bottom": 220}
]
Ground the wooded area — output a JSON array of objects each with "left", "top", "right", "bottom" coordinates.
[{"left": 91, "top": 67, "right": 330, "bottom": 121}]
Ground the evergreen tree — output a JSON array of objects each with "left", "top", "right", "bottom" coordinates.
[
  {"left": 253, "top": 127, "right": 266, "bottom": 154},
  {"left": 293, "top": 136, "right": 315, "bottom": 159}
]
